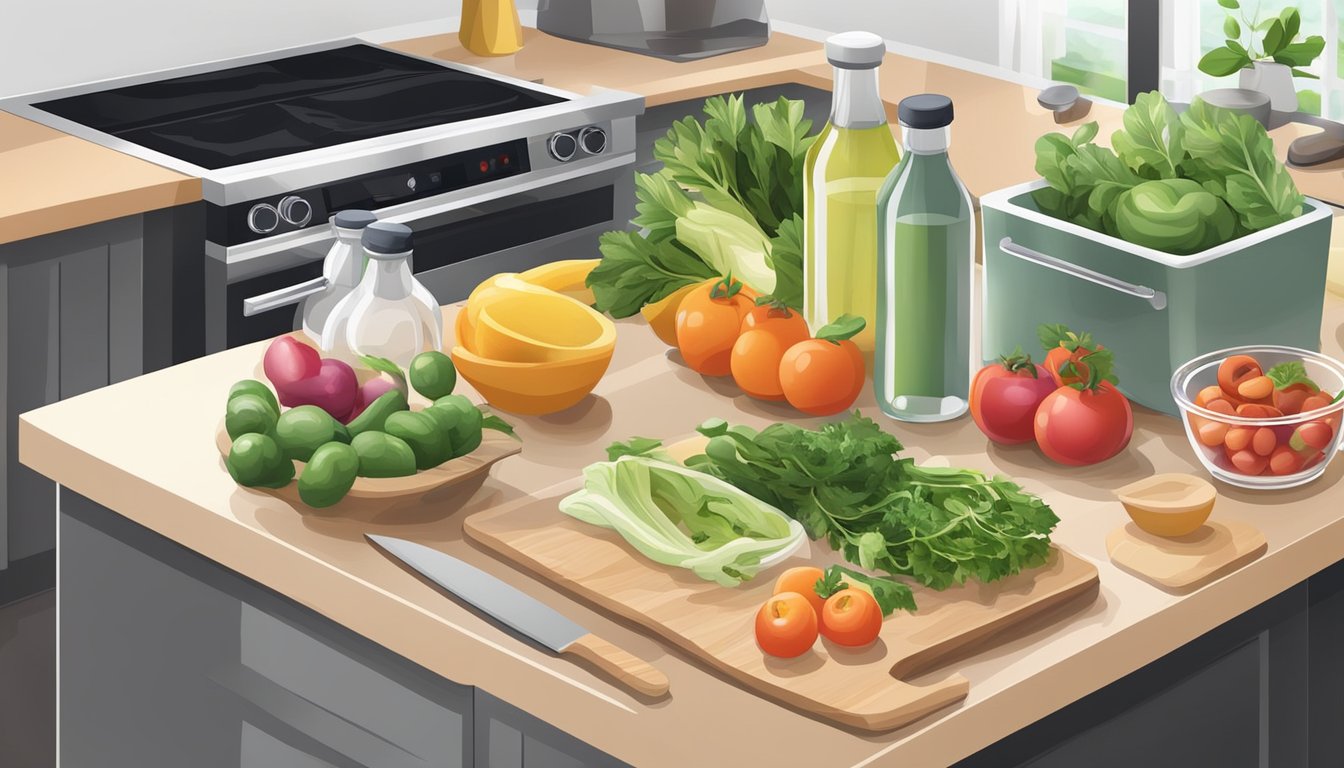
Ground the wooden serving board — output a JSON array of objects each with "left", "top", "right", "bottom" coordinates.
[
  {"left": 464, "top": 484, "right": 1100, "bottom": 732},
  {"left": 1107, "top": 520, "right": 1267, "bottom": 594}
]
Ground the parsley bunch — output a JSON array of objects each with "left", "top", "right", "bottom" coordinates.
[{"left": 684, "top": 414, "right": 1060, "bottom": 595}]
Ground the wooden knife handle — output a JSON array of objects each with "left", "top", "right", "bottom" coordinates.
[{"left": 564, "top": 633, "right": 670, "bottom": 699}]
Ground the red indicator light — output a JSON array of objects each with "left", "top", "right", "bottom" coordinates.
[
  {"left": 500, "top": 154, "right": 511, "bottom": 166},
  {"left": 479, "top": 160, "right": 490, "bottom": 173}
]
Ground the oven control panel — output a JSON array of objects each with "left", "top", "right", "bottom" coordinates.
[
  {"left": 545, "top": 125, "right": 608, "bottom": 163},
  {"left": 210, "top": 138, "right": 534, "bottom": 246}
]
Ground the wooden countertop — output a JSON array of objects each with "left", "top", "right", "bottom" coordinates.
[
  {"left": 19, "top": 290, "right": 1344, "bottom": 767},
  {"left": 0, "top": 111, "right": 199, "bottom": 246}
]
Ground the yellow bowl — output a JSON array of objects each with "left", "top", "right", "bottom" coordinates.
[
  {"left": 451, "top": 344, "right": 613, "bottom": 415},
  {"left": 1115, "top": 473, "right": 1217, "bottom": 538},
  {"left": 518, "top": 259, "right": 599, "bottom": 305},
  {"left": 473, "top": 290, "right": 615, "bottom": 363}
]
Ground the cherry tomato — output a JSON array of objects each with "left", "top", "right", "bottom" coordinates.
[
  {"left": 1217, "top": 355, "right": 1265, "bottom": 403},
  {"left": 1274, "top": 382, "right": 1317, "bottom": 415},
  {"left": 731, "top": 306, "right": 810, "bottom": 401},
  {"left": 1033, "top": 382, "right": 1134, "bottom": 466},
  {"left": 1270, "top": 445, "right": 1306, "bottom": 475},
  {"left": 755, "top": 592, "right": 819, "bottom": 658},
  {"left": 778, "top": 339, "right": 866, "bottom": 416},
  {"left": 674, "top": 277, "right": 756, "bottom": 377},
  {"left": 969, "top": 353, "right": 1058, "bottom": 445},
  {"left": 819, "top": 588, "right": 882, "bottom": 648},
  {"left": 1236, "top": 403, "right": 1283, "bottom": 419},
  {"left": 772, "top": 566, "right": 826, "bottom": 617}
]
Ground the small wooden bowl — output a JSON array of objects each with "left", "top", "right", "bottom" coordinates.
[
  {"left": 216, "top": 416, "right": 520, "bottom": 504},
  {"left": 1115, "top": 473, "right": 1217, "bottom": 538}
]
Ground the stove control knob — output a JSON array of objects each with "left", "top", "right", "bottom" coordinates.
[
  {"left": 278, "top": 195, "right": 313, "bottom": 227},
  {"left": 548, "top": 132, "right": 578, "bottom": 162},
  {"left": 579, "top": 126, "right": 607, "bottom": 155},
  {"left": 247, "top": 203, "right": 280, "bottom": 234}
]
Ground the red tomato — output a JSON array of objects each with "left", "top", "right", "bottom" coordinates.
[
  {"left": 675, "top": 277, "right": 756, "bottom": 377},
  {"left": 1273, "top": 382, "right": 1316, "bottom": 415},
  {"left": 755, "top": 592, "right": 819, "bottom": 658},
  {"left": 772, "top": 566, "right": 826, "bottom": 617},
  {"left": 969, "top": 355, "right": 1058, "bottom": 445},
  {"left": 819, "top": 588, "right": 882, "bottom": 648},
  {"left": 1217, "top": 355, "right": 1265, "bottom": 403},
  {"left": 1033, "top": 382, "right": 1134, "bottom": 466}
]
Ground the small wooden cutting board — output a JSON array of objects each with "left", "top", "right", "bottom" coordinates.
[
  {"left": 464, "top": 483, "right": 1100, "bottom": 732},
  {"left": 1106, "top": 520, "right": 1268, "bottom": 594}
]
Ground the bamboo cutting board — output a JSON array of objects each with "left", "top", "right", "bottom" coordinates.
[
  {"left": 464, "top": 484, "right": 1100, "bottom": 732},
  {"left": 1107, "top": 520, "right": 1267, "bottom": 594}
]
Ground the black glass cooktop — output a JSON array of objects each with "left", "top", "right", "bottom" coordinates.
[{"left": 34, "top": 44, "right": 566, "bottom": 170}]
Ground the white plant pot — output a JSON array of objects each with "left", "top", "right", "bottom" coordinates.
[{"left": 1240, "top": 61, "right": 1298, "bottom": 112}]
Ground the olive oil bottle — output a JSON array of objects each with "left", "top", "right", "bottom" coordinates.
[{"left": 804, "top": 32, "right": 902, "bottom": 357}]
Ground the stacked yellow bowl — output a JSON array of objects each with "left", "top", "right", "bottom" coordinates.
[{"left": 452, "top": 264, "right": 615, "bottom": 415}]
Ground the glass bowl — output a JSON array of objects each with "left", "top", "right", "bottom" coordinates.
[{"left": 1171, "top": 345, "right": 1344, "bottom": 490}]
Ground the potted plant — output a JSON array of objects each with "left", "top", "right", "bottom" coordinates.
[{"left": 1198, "top": 1, "right": 1325, "bottom": 113}]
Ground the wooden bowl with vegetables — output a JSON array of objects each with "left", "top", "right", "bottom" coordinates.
[{"left": 218, "top": 335, "right": 520, "bottom": 510}]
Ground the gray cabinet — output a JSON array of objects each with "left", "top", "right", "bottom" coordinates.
[{"left": 1, "top": 206, "right": 188, "bottom": 592}]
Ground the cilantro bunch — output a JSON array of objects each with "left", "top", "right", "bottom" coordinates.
[{"left": 684, "top": 414, "right": 1060, "bottom": 597}]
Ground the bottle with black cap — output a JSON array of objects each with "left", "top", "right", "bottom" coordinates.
[
  {"left": 803, "top": 31, "right": 903, "bottom": 358},
  {"left": 874, "top": 93, "right": 975, "bottom": 423},
  {"left": 302, "top": 210, "right": 378, "bottom": 345},
  {"left": 321, "top": 221, "right": 444, "bottom": 367}
]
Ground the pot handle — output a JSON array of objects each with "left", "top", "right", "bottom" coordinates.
[
  {"left": 998, "top": 237, "right": 1167, "bottom": 310},
  {"left": 243, "top": 277, "right": 328, "bottom": 317}
]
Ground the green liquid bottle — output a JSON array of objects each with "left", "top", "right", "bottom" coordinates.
[
  {"left": 875, "top": 94, "right": 975, "bottom": 422},
  {"left": 804, "top": 32, "right": 902, "bottom": 357}
]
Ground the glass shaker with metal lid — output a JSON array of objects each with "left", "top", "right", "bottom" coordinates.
[
  {"left": 321, "top": 222, "right": 444, "bottom": 367},
  {"left": 302, "top": 210, "right": 377, "bottom": 345}
]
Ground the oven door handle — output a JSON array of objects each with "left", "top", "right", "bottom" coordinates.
[{"left": 243, "top": 277, "right": 328, "bottom": 316}]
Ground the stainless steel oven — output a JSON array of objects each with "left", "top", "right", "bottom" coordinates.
[{"left": 2, "top": 40, "right": 644, "bottom": 352}]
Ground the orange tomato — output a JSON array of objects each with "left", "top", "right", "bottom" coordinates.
[
  {"left": 1217, "top": 355, "right": 1265, "bottom": 403},
  {"left": 819, "top": 588, "right": 882, "bottom": 648},
  {"left": 772, "top": 566, "right": 826, "bottom": 617},
  {"left": 731, "top": 305, "right": 810, "bottom": 401},
  {"left": 1044, "top": 345, "right": 1101, "bottom": 387},
  {"left": 755, "top": 592, "right": 819, "bottom": 658},
  {"left": 675, "top": 277, "right": 756, "bottom": 377},
  {"left": 778, "top": 339, "right": 866, "bottom": 416}
]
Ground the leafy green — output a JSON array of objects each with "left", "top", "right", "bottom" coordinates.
[
  {"left": 588, "top": 231, "right": 718, "bottom": 318},
  {"left": 674, "top": 202, "right": 777, "bottom": 295},
  {"left": 480, "top": 414, "right": 518, "bottom": 439},
  {"left": 1180, "top": 99, "right": 1304, "bottom": 230},
  {"left": 1200, "top": 3, "right": 1323, "bottom": 76},
  {"left": 558, "top": 455, "right": 806, "bottom": 587},
  {"left": 606, "top": 436, "right": 668, "bottom": 461},
  {"left": 1112, "top": 179, "right": 1238, "bottom": 255},
  {"left": 587, "top": 95, "right": 819, "bottom": 316},
  {"left": 1032, "top": 92, "right": 1304, "bottom": 252},
  {"left": 684, "top": 414, "right": 1060, "bottom": 596},
  {"left": 1266, "top": 360, "right": 1318, "bottom": 391}
]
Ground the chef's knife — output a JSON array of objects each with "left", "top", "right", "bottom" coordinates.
[{"left": 366, "top": 534, "right": 669, "bottom": 699}]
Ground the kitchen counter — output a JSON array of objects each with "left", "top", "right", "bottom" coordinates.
[
  {"left": 0, "top": 111, "right": 199, "bottom": 245},
  {"left": 8, "top": 22, "right": 1344, "bottom": 251},
  {"left": 20, "top": 288, "right": 1344, "bottom": 767}
]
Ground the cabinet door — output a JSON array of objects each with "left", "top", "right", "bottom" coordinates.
[{"left": 3, "top": 215, "right": 143, "bottom": 570}]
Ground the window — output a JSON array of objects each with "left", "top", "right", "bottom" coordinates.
[
  {"left": 1163, "top": 0, "right": 1339, "bottom": 117},
  {"left": 1012, "top": 0, "right": 1130, "bottom": 103}
]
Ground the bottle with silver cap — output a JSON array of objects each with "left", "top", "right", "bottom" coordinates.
[
  {"left": 302, "top": 210, "right": 377, "bottom": 346},
  {"left": 874, "top": 94, "right": 974, "bottom": 423},
  {"left": 803, "top": 31, "right": 902, "bottom": 358},
  {"left": 321, "top": 222, "right": 444, "bottom": 367}
]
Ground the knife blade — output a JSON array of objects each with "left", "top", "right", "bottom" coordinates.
[{"left": 367, "top": 534, "right": 669, "bottom": 699}]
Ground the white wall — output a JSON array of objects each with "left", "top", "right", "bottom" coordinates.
[
  {"left": 0, "top": 0, "right": 493, "bottom": 98},
  {"left": 765, "top": 0, "right": 1004, "bottom": 67}
]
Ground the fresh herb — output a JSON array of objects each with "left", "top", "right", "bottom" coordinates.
[
  {"left": 1266, "top": 360, "right": 1318, "bottom": 390},
  {"left": 1038, "top": 324, "right": 1096, "bottom": 354},
  {"left": 481, "top": 414, "right": 518, "bottom": 439},
  {"left": 1032, "top": 92, "right": 1303, "bottom": 254},
  {"left": 1199, "top": 2, "right": 1324, "bottom": 79},
  {"left": 587, "top": 95, "right": 818, "bottom": 317},
  {"left": 824, "top": 565, "right": 917, "bottom": 616},
  {"left": 606, "top": 436, "right": 667, "bottom": 461},
  {"left": 813, "top": 568, "right": 848, "bottom": 599},
  {"left": 815, "top": 314, "right": 866, "bottom": 344},
  {"left": 684, "top": 414, "right": 1060, "bottom": 595},
  {"left": 1062, "top": 347, "right": 1119, "bottom": 390}
]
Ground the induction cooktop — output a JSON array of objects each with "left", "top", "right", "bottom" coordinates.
[{"left": 30, "top": 44, "right": 568, "bottom": 170}]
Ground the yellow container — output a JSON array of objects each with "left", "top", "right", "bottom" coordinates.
[
  {"left": 451, "top": 345, "right": 613, "bottom": 415},
  {"left": 460, "top": 0, "right": 524, "bottom": 56},
  {"left": 473, "top": 291, "right": 615, "bottom": 363}
]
